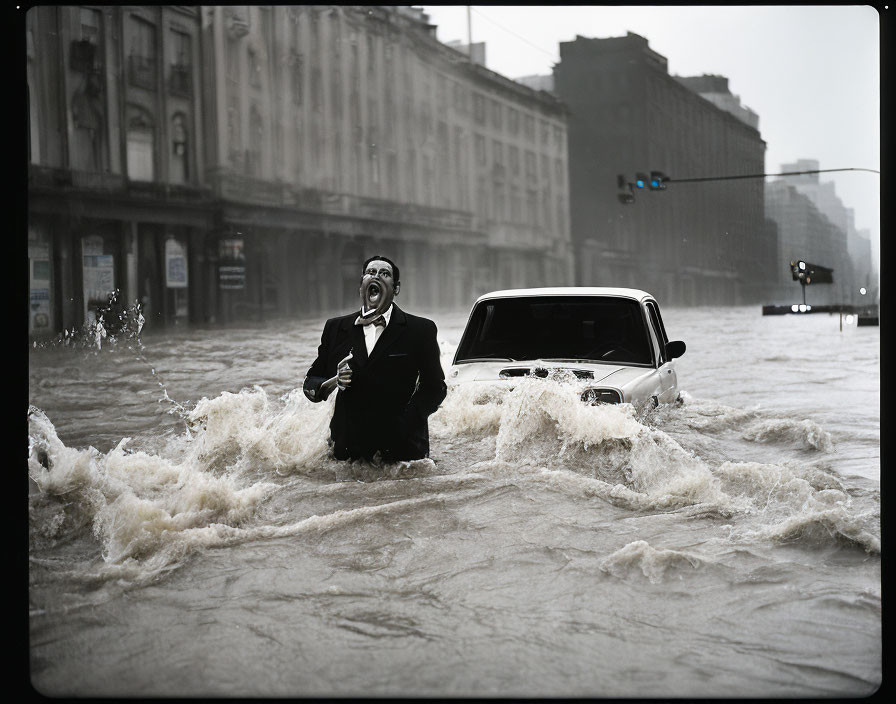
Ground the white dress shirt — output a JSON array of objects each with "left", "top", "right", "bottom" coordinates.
[{"left": 363, "top": 304, "right": 393, "bottom": 356}]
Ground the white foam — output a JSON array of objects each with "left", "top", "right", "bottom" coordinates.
[{"left": 599, "top": 540, "right": 703, "bottom": 584}]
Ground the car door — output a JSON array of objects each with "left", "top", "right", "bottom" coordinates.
[{"left": 645, "top": 300, "right": 678, "bottom": 403}]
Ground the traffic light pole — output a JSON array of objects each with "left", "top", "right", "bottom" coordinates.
[{"left": 665, "top": 167, "right": 879, "bottom": 185}]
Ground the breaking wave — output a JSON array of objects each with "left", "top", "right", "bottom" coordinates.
[
  {"left": 28, "top": 376, "right": 879, "bottom": 585},
  {"left": 433, "top": 380, "right": 878, "bottom": 551},
  {"left": 599, "top": 540, "right": 703, "bottom": 584}
]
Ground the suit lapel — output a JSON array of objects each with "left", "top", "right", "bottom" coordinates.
[
  {"left": 366, "top": 305, "right": 407, "bottom": 366},
  {"left": 341, "top": 314, "right": 368, "bottom": 365}
]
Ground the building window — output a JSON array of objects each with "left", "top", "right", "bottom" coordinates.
[
  {"left": 437, "top": 73, "right": 447, "bottom": 110},
  {"left": 248, "top": 47, "right": 262, "bottom": 88},
  {"left": 491, "top": 99, "right": 502, "bottom": 129},
  {"left": 525, "top": 150, "right": 536, "bottom": 182},
  {"left": 168, "top": 29, "right": 191, "bottom": 96},
  {"left": 508, "top": 107, "right": 519, "bottom": 135},
  {"left": 509, "top": 145, "right": 520, "bottom": 177},
  {"left": 473, "top": 92, "right": 486, "bottom": 125},
  {"left": 369, "top": 127, "right": 380, "bottom": 186},
  {"left": 526, "top": 189, "right": 538, "bottom": 226},
  {"left": 493, "top": 183, "right": 505, "bottom": 221},
  {"left": 523, "top": 113, "right": 535, "bottom": 140},
  {"left": 71, "top": 8, "right": 102, "bottom": 74},
  {"left": 406, "top": 147, "right": 417, "bottom": 201},
  {"left": 475, "top": 134, "right": 486, "bottom": 167},
  {"left": 311, "top": 66, "right": 322, "bottom": 113},
  {"left": 452, "top": 81, "right": 466, "bottom": 113},
  {"left": 170, "top": 113, "right": 189, "bottom": 184},
  {"left": 366, "top": 32, "right": 377, "bottom": 79},
  {"left": 126, "top": 107, "right": 155, "bottom": 181},
  {"left": 291, "top": 52, "right": 304, "bottom": 106},
  {"left": 128, "top": 16, "right": 156, "bottom": 90},
  {"left": 248, "top": 104, "right": 263, "bottom": 176},
  {"left": 510, "top": 186, "right": 521, "bottom": 223}
]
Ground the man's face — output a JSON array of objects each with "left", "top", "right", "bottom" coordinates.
[{"left": 359, "top": 259, "right": 397, "bottom": 315}]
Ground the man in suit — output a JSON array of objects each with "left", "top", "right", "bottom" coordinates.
[{"left": 303, "top": 255, "right": 447, "bottom": 462}]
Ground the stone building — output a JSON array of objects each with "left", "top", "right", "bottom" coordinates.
[
  {"left": 201, "top": 5, "right": 572, "bottom": 320},
  {"left": 551, "top": 32, "right": 778, "bottom": 305},
  {"left": 27, "top": 5, "right": 573, "bottom": 336},
  {"left": 27, "top": 6, "right": 210, "bottom": 335}
]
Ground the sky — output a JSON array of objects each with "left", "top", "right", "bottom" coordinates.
[{"left": 421, "top": 5, "right": 882, "bottom": 273}]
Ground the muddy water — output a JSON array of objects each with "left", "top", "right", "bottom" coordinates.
[{"left": 28, "top": 306, "right": 880, "bottom": 697}]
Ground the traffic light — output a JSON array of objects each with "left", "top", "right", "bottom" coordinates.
[
  {"left": 790, "top": 260, "right": 807, "bottom": 282},
  {"left": 790, "top": 260, "right": 834, "bottom": 285},
  {"left": 635, "top": 172, "right": 648, "bottom": 189},
  {"left": 649, "top": 171, "right": 668, "bottom": 190},
  {"left": 616, "top": 174, "right": 635, "bottom": 204}
]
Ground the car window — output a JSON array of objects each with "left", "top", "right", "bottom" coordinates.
[
  {"left": 454, "top": 295, "right": 653, "bottom": 365},
  {"left": 643, "top": 307, "right": 663, "bottom": 365},
  {"left": 645, "top": 301, "right": 668, "bottom": 364}
]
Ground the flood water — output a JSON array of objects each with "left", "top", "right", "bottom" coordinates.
[{"left": 27, "top": 306, "right": 880, "bottom": 697}]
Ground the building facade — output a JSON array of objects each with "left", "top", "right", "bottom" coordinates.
[
  {"left": 764, "top": 180, "right": 856, "bottom": 306},
  {"left": 27, "top": 6, "right": 210, "bottom": 336},
  {"left": 552, "top": 32, "right": 778, "bottom": 306},
  {"left": 200, "top": 5, "right": 572, "bottom": 320},
  {"left": 772, "top": 159, "right": 875, "bottom": 303},
  {"left": 27, "top": 5, "right": 574, "bottom": 337}
]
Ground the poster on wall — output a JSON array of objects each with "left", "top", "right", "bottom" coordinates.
[
  {"left": 165, "top": 238, "right": 189, "bottom": 288},
  {"left": 29, "top": 288, "right": 51, "bottom": 333},
  {"left": 218, "top": 237, "right": 245, "bottom": 290},
  {"left": 82, "top": 235, "right": 114, "bottom": 324}
]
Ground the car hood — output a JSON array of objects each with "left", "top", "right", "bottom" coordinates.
[{"left": 449, "top": 359, "right": 652, "bottom": 388}]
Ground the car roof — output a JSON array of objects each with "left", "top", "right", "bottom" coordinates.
[{"left": 472, "top": 286, "right": 655, "bottom": 304}]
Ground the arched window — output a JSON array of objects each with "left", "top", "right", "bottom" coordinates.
[
  {"left": 170, "top": 113, "right": 189, "bottom": 184},
  {"left": 126, "top": 106, "right": 155, "bottom": 181}
]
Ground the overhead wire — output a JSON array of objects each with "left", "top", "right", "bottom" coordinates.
[{"left": 469, "top": 6, "right": 560, "bottom": 65}]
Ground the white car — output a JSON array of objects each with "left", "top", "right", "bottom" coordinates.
[{"left": 448, "top": 287, "right": 686, "bottom": 409}]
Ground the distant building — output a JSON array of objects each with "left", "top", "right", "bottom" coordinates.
[
  {"left": 765, "top": 159, "right": 869, "bottom": 305},
  {"left": 515, "top": 74, "right": 554, "bottom": 93},
  {"left": 673, "top": 75, "right": 759, "bottom": 130},
  {"left": 765, "top": 180, "right": 855, "bottom": 305},
  {"left": 444, "top": 40, "right": 486, "bottom": 66},
  {"left": 27, "top": 5, "right": 573, "bottom": 336},
  {"left": 552, "top": 32, "right": 777, "bottom": 305},
  {"left": 776, "top": 159, "right": 873, "bottom": 300}
]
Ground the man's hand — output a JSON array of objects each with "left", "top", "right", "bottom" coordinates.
[{"left": 336, "top": 353, "right": 353, "bottom": 390}]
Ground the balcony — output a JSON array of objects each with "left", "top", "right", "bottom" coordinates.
[
  {"left": 168, "top": 63, "right": 191, "bottom": 96},
  {"left": 69, "top": 40, "right": 101, "bottom": 74},
  {"left": 128, "top": 55, "right": 156, "bottom": 90}
]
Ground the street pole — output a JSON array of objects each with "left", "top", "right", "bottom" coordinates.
[{"left": 467, "top": 6, "right": 472, "bottom": 59}]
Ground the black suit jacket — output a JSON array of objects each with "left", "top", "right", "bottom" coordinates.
[{"left": 303, "top": 305, "right": 447, "bottom": 461}]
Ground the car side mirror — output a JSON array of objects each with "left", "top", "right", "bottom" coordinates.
[{"left": 666, "top": 340, "right": 686, "bottom": 359}]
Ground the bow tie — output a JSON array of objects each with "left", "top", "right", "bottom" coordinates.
[{"left": 355, "top": 314, "right": 386, "bottom": 328}]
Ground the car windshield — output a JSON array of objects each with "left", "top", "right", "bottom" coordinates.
[{"left": 454, "top": 295, "right": 654, "bottom": 366}]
